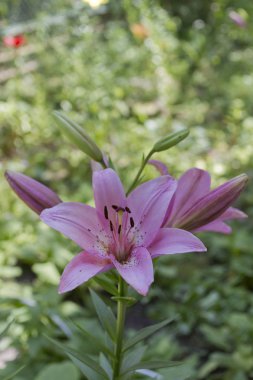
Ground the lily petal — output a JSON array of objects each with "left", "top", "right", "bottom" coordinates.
[
  {"left": 149, "top": 228, "right": 207, "bottom": 258},
  {"left": 194, "top": 221, "right": 232, "bottom": 234},
  {"left": 128, "top": 176, "right": 177, "bottom": 246},
  {"left": 218, "top": 207, "right": 247, "bottom": 221},
  {"left": 93, "top": 168, "right": 127, "bottom": 225},
  {"left": 5, "top": 171, "right": 61, "bottom": 214},
  {"left": 148, "top": 159, "right": 169, "bottom": 176},
  {"left": 59, "top": 251, "right": 111, "bottom": 293},
  {"left": 110, "top": 247, "right": 154, "bottom": 296},
  {"left": 40, "top": 202, "right": 108, "bottom": 253},
  {"left": 175, "top": 174, "right": 248, "bottom": 231},
  {"left": 165, "top": 168, "right": 211, "bottom": 226}
]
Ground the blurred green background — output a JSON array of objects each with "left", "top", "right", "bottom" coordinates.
[{"left": 0, "top": 0, "right": 253, "bottom": 379}]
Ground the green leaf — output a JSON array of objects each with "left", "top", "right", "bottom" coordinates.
[
  {"left": 93, "top": 276, "right": 118, "bottom": 296},
  {"left": 123, "top": 318, "right": 174, "bottom": 352},
  {"left": 122, "top": 346, "right": 146, "bottom": 373},
  {"left": 71, "top": 320, "right": 114, "bottom": 358},
  {"left": 99, "top": 353, "right": 113, "bottom": 379},
  {"left": 89, "top": 288, "right": 116, "bottom": 341},
  {"left": 0, "top": 318, "right": 15, "bottom": 339},
  {"left": 68, "top": 354, "right": 105, "bottom": 380},
  {"left": 44, "top": 335, "right": 108, "bottom": 377},
  {"left": 122, "top": 360, "right": 181, "bottom": 375},
  {"left": 111, "top": 296, "right": 137, "bottom": 306},
  {"left": 3, "top": 365, "right": 26, "bottom": 380},
  {"left": 34, "top": 361, "right": 79, "bottom": 380}
]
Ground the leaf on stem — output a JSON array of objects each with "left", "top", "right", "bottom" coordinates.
[
  {"left": 123, "top": 318, "right": 174, "bottom": 352},
  {"left": 99, "top": 353, "right": 113, "bottom": 379},
  {"left": 71, "top": 319, "right": 114, "bottom": 358},
  {"left": 122, "top": 360, "right": 181, "bottom": 375},
  {"left": 68, "top": 354, "right": 105, "bottom": 380},
  {"left": 89, "top": 288, "right": 117, "bottom": 341},
  {"left": 93, "top": 276, "right": 118, "bottom": 296},
  {"left": 44, "top": 335, "right": 108, "bottom": 377}
]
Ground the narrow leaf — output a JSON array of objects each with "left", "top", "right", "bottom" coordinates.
[
  {"left": 71, "top": 320, "right": 114, "bottom": 358},
  {"left": 69, "top": 354, "right": 105, "bottom": 380},
  {"left": 44, "top": 335, "right": 108, "bottom": 377},
  {"left": 99, "top": 353, "right": 113, "bottom": 379},
  {"left": 89, "top": 289, "right": 116, "bottom": 341},
  {"left": 0, "top": 319, "right": 15, "bottom": 339},
  {"left": 111, "top": 296, "right": 137, "bottom": 306},
  {"left": 123, "top": 318, "right": 174, "bottom": 352},
  {"left": 93, "top": 276, "right": 118, "bottom": 296},
  {"left": 122, "top": 346, "right": 146, "bottom": 373},
  {"left": 122, "top": 360, "right": 181, "bottom": 375},
  {"left": 3, "top": 365, "right": 26, "bottom": 380}
]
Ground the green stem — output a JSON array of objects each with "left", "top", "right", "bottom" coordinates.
[
  {"left": 113, "top": 276, "right": 126, "bottom": 380},
  {"left": 126, "top": 150, "right": 154, "bottom": 195}
]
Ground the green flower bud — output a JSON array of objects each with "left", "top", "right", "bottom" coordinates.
[
  {"left": 152, "top": 129, "right": 189, "bottom": 153},
  {"left": 53, "top": 111, "right": 104, "bottom": 162}
]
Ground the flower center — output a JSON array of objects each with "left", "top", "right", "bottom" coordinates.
[{"left": 104, "top": 204, "right": 136, "bottom": 262}]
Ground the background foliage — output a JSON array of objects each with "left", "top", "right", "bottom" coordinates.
[{"left": 0, "top": 0, "right": 252, "bottom": 379}]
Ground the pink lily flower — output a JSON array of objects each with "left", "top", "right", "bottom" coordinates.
[
  {"left": 161, "top": 167, "right": 248, "bottom": 234},
  {"left": 39, "top": 169, "right": 206, "bottom": 296}
]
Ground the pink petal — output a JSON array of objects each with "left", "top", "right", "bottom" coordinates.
[
  {"left": 149, "top": 228, "right": 207, "bottom": 258},
  {"left": 40, "top": 202, "right": 108, "bottom": 253},
  {"left": 110, "top": 247, "right": 154, "bottom": 296},
  {"left": 218, "top": 207, "right": 247, "bottom": 221},
  {"left": 175, "top": 174, "right": 248, "bottom": 231},
  {"left": 165, "top": 168, "right": 211, "bottom": 226},
  {"left": 194, "top": 221, "right": 232, "bottom": 234},
  {"left": 5, "top": 171, "right": 62, "bottom": 214},
  {"left": 59, "top": 251, "right": 111, "bottom": 293},
  {"left": 148, "top": 159, "right": 169, "bottom": 176},
  {"left": 93, "top": 168, "right": 127, "bottom": 225},
  {"left": 127, "top": 176, "right": 177, "bottom": 246}
]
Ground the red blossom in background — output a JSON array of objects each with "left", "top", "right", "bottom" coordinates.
[{"left": 2, "top": 34, "right": 26, "bottom": 48}]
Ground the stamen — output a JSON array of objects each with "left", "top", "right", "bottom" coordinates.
[
  {"left": 130, "top": 217, "right": 135, "bottom": 228},
  {"left": 110, "top": 221, "right": 114, "bottom": 231},
  {"left": 125, "top": 207, "right": 131, "bottom": 213},
  {"left": 112, "top": 205, "right": 118, "bottom": 210},
  {"left": 117, "top": 207, "right": 125, "bottom": 213},
  {"left": 104, "top": 206, "right": 109, "bottom": 220},
  {"left": 118, "top": 225, "right": 122, "bottom": 235}
]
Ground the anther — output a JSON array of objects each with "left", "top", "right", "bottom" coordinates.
[
  {"left": 130, "top": 217, "right": 135, "bottom": 228},
  {"left": 125, "top": 207, "right": 131, "bottom": 213},
  {"left": 104, "top": 206, "right": 108, "bottom": 220},
  {"left": 112, "top": 205, "right": 118, "bottom": 210},
  {"left": 118, "top": 225, "right": 122, "bottom": 235},
  {"left": 110, "top": 221, "right": 114, "bottom": 232}
]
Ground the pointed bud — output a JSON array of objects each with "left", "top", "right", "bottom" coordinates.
[
  {"left": 176, "top": 174, "right": 248, "bottom": 231},
  {"left": 152, "top": 129, "right": 189, "bottom": 153},
  {"left": 53, "top": 111, "right": 104, "bottom": 162},
  {"left": 5, "top": 171, "right": 62, "bottom": 214}
]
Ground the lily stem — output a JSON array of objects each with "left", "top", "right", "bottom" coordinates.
[
  {"left": 126, "top": 149, "right": 154, "bottom": 195},
  {"left": 113, "top": 276, "right": 126, "bottom": 379}
]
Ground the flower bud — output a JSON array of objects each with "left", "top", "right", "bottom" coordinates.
[
  {"left": 152, "top": 129, "right": 189, "bottom": 153},
  {"left": 5, "top": 171, "right": 62, "bottom": 214},
  {"left": 53, "top": 111, "right": 104, "bottom": 162},
  {"left": 176, "top": 173, "right": 248, "bottom": 231}
]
